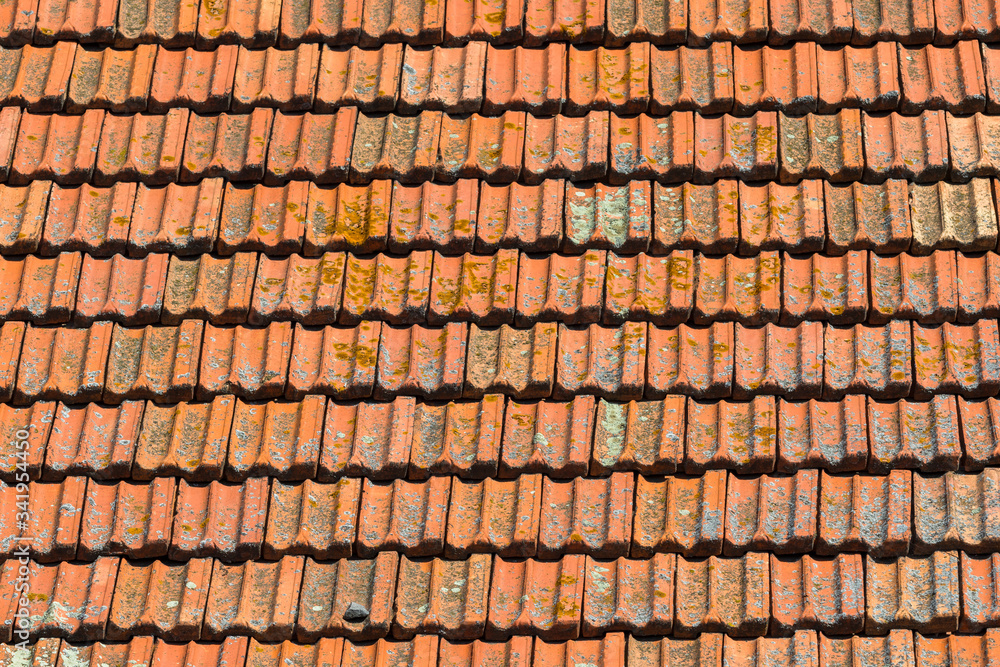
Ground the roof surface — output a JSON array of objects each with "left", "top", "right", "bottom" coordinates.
[{"left": 0, "top": 0, "right": 1000, "bottom": 665}]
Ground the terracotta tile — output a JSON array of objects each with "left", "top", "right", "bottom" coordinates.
[
  {"left": 565, "top": 43, "right": 649, "bottom": 115},
  {"left": 445, "top": 474, "right": 541, "bottom": 557},
  {"left": 15, "top": 322, "right": 112, "bottom": 404},
  {"left": 160, "top": 636, "right": 255, "bottom": 666},
  {"left": 735, "top": 323, "right": 824, "bottom": 400},
  {"left": 394, "top": 554, "right": 491, "bottom": 640},
  {"left": 44, "top": 400, "right": 140, "bottom": 481},
  {"left": 606, "top": 0, "right": 686, "bottom": 45},
  {"left": 357, "top": 476, "right": 450, "bottom": 556},
  {"left": 782, "top": 251, "right": 868, "bottom": 325},
  {"left": 427, "top": 250, "right": 517, "bottom": 326},
  {"left": 361, "top": 0, "right": 444, "bottom": 45},
  {"left": 688, "top": 0, "right": 767, "bottom": 44},
  {"left": 232, "top": 44, "right": 319, "bottom": 111},
  {"left": 694, "top": 113, "right": 778, "bottom": 181},
  {"left": 524, "top": 0, "right": 605, "bottom": 45},
  {"left": 564, "top": 182, "right": 649, "bottom": 253},
  {"left": 738, "top": 181, "right": 824, "bottom": 255},
  {"left": 899, "top": 42, "right": 985, "bottom": 113},
  {"left": 303, "top": 181, "right": 391, "bottom": 255},
  {"left": 196, "top": 0, "right": 279, "bottom": 47},
  {"left": 724, "top": 632, "right": 819, "bottom": 665},
  {"left": 555, "top": 322, "right": 646, "bottom": 399},
  {"left": 824, "top": 180, "right": 911, "bottom": 254},
  {"left": 869, "top": 395, "right": 962, "bottom": 472},
  {"left": 674, "top": 553, "right": 769, "bottom": 637},
  {"left": 770, "top": 0, "right": 853, "bottom": 43},
  {"left": 779, "top": 109, "right": 863, "bottom": 183},
  {"left": 769, "top": 555, "right": 864, "bottom": 635},
  {"left": 227, "top": 395, "right": 324, "bottom": 481},
  {"left": 319, "top": 397, "right": 413, "bottom": 480},
  {"left": 487, "top": 555, "right": 584, "bottom": 640},
  {"left": 162, "top": 253, "right": 255, "bottom": 324},
  {"left": 631, "top": 471, "right": 725, "bottom": 557},
  {"left": 0, "top": 0, "right": 39, "bottom": 46},
  {"left": 410, "top": 395, "right": 504, "bottom": 478},
  {"left": 912, "top": 180, "right": 998, "bottom": 255},
  {"left": 951, "top": 114, "right": 1000, "bottom": 181},
  {"left": 343, "top": 636, "right": 441, "bottom": 665},
  {"left": 913, "top": 321, "right": 1000, "bottom": 398},
  {"left": 0, "top": 476, "right": 85, "bottom": 561},
  {"left": 20, "top": 557, "right": 119, "bottom": 640},
  {"left": 399, "top": 43, "right": 485, "bottom": 113},
  {"left": 115, "top": 0, "right": 199, "bottom": 47},
  {"left": 74, "top": 254, "right": 166, "bottom": 325},
  {"left": 475, "top": 181, "right": 564, "bottom": 253},
  {"left": 603, "top": 252, "right": 692, "bottom": 326},
  {"left": 40, "top": 183, "right": 128, "bottom": 255},
  {"left": 465, "top": 322, "right": 557, "bottom": 399},
  {"left": 94, "top": 109, "right": 188, "bottom": 185},
  {"left": 852, "top": 0, "right": 935, "bottom": 44},
  {"left": 646, "top": 322, "right": 734, "bottom": 399},
  {"left": 351, "top": 111, "right": 441, "bottom": 183},
  {"left": 870, "top": 251, "right": 957, "bottom": 324},
  {"left": 649, "top": 43, "right": 733, "bottom": 114},
  {"left": 823, "top": 321, "right": 912, "bottom": 399},
  {"left": 148, "top": 45, "right": 237, "bottom": 113},
  {"left": 132, "top": 395, "right": 233, "bottom": 481},
  {"left": 724, "top": 469, "right": 818, "bottom": 554},
  {"left": 249, "top": 252, "right": 343, "bottom": 325},
  {"left": 515, "top": 250, "right": 604, "bottom": 325},
  {"left": 0, "top": 401, "right": 53, "bottom": 482},
  {"left": 128, "top": 180, "right": 225, "bottom": 256},
  {"left": 733, "top": 44, "right": 817, "bottom": 114},
  {"left": 959, "top": 396, "right": 1000, "bottom": 470},
  {"left": 983, "top": 44, "right": 1000, "bottom": 112},
  {"left": 539, "top": 634, "right": 630, "bottom": 666},
  {"left": 913, "top": 469, "right": 1000, "bottom": 554},
  {"left": 776, "top": 396, "right": 868, "bottom": 472},
  {"left": 863, "top": 111, "right": 949, "bottom": 182},
  {"left": 523, "top": 111, "right": 609, "bottom": 183},
  {"left": 66, "top": 44, "right": 155, "bottom": 113},
  {"left": 444, "top": 0, "right": 524, "bottom": 44},
  {"left": 685, "top": 396, "right": 777, "bottom": 473},
  {"left": 0, "top": 639, "right": 60, "bottom": 665},
  {"left": 817, "top": 469, "right": 912, "bottom": 556},
  {"left": 581, "top": 555, "right": 672, "bottom": 636},
  {"left": 204, "top": 556, "right": 304, "bottom": 640},
  {"left": 651, "top": 181, "right": 739, "bottom": 254},
  {"left": 0, "top": 181, "right": 50, "bottom": 254},
  {"left": 263, "top": 477, "right": 361, "bottom": 559},
  {"left": 437, "top": 112, "right": 524, "bottom": 182},
  {"left": 0, "top": 320, "right": 25, "bottom": 402},
  {"left": 34, "top": 0, "right": 118, "bottom": 44},
  {"left": 295, "top": 554, "right": 397, "bottom": 640},
  {"left": 626, "top": 635, "right": 723, "bottom": 667},
  {"left": 608, "top": 113, "right": 693, "bottom": 185},
  {"left": 11, "top": 109, "right": 103, "bottom": 185},
  {"left": 286, "top": 321, "right": 380, "bottom": 399},
  {"left": 278, "top": 0, "right": 362, "bottom": 46},
  {"left": 199, "top": 322, "right": 292, "bottom": 399},
  {"left": 0, "top": 42, "right": 75, "bottom": 111},
  {"left": 79, "top": 477, "right": 176, "bottom": 559},
  {"left": 590, "top": 396, "right": 683, "bottom": 475},
  {"left": 816, "top": 43, "right": 900, "bottom": 112},
  {"left": 867, "top": 551, "right": 960, "bottom": 634},
  {"left": 375, "top": 322, "right": 467, "bottom": 399},
  {"left": 538, "top": 473, "right": 634, "bottom": 558},
  {"left": 818, "top": 630, "right": 916, "bottom": 667},
  {"left": 340, "top": 251, "right": 429, "bottom": 324},
  {"left": 181, "top": 109, "right": 274, "bottom": 182},
  {"left": 171, "top": 478, "right": 267, "bottom": 560},
  {"left": 104, "top": 321, "right": 203, "bottom": 403},
  {"left": 265, "top": 109, "right": 356, "bottom": 184},
  {"left": 499, "top": 396, "right": 593, "bottom": 477},
  {"left": 246, "top": 637, "right": 344, "bottom": 665},
  {"left": 960, "top": 552, "right": 1000, "bottom": 632},
  {"left": 218, "top": 183, "right": 305, "bottom": 255},
  {"left": 106, "top": 559, "right": 211, "bottom": 641},
  {"left": 915, "top": 630, "right": 1000, "bottom": 667},
  {"left": 0, "top": 252, "right": 79, "bottom": 324},
  {"left": 317, "top": 45, "right": 402, "bottom": 112},
  {"left": 389, "top": 180, "right": 477, "bottom": 252},
  {"left": 694, "top": 253, "right": 780, "bottom": 325},
  {"left": 483, "top": 44, "right": 565, "bottom": 114}
]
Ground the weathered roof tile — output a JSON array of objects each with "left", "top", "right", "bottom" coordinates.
[{"left": 818, "top": 469, "right": 912, "bottom": 557}]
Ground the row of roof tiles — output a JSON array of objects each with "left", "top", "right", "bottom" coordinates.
[
  {"left": 6, "top": 248, "right": 1000, "bottom": 328},
  {"left": 3, "top": 392, "right": 998, "bottom": 483},
  {"left": 3, "top": 467, "right": 998, "bottom": 561},
  {"left": 12, "top": 108, "right": 1000, "bottom": 186},
  {"left": 3, "top": 0, "right": 1000, "bottom": 48},
  {"left": 1, "top": 319, "right": 997, "bottom": 404},
  {"left": 0, "top": 551, "right": 996, "bottom": 641},
  {"left": 5, "top": 630, "right": 1000, "bottom": 667},
  {"left": 4, "top": 177, "right": 1000, "bottom": 259},
  {"left": 9, "top": 41, "right": 1000, "bottom": 116}
]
